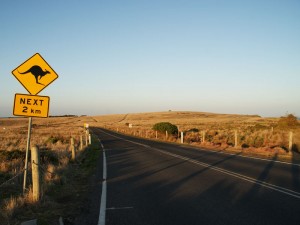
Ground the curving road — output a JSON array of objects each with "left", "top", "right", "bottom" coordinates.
[{"left": 86, "top": 127, "right": 300, "bottom": 225}]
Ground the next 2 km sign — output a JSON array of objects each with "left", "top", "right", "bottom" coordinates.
[{"left": 13, "top": 94, "right": 50, "bottom": 118}]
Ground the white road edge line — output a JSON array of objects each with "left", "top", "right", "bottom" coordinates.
[
  {"left": 98, "top": 138, "right": 107, "bottom": 225},
  {"left": 98, "top": 129, "right": 300, "bottom": 200}
]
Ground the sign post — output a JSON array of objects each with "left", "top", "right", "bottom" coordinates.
[
  {"left": 12, "top": 53, "right": 58, "bottom": 193},
  {"left": 23, "top": 117, "right": 32, "bottom": 192}
]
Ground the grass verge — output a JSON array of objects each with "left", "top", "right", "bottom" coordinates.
[{"left": 0, "top": 134, "right": 101, "bottom": 225}]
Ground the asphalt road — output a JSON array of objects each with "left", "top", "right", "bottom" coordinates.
[{"left": 90, "top": 127, "right": 300, "bottom": 225}]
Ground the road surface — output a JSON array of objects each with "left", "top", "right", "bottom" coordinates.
[{"left": 82, "top": 127, "right": 300, "bottom": 225}]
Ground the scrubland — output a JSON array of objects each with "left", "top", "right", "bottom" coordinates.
[
  {"left": 0, "top": 111, "right": 299, "bottom": 224},
  {"left": 0, "top": 116, "right": 97, "bottom": 224},
  {"left": 92, "top": 111, "right": 300, "bottom": 161}
]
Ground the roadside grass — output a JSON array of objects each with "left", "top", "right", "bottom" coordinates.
[
  {"left": 0, "top": 116, "right": 101, "bottom": 225},
  {"left": 0, "top": 112, "right": 299, "bottom": 223},
  {"left": 0, "top": 134, "right": 101, "bottom": 225},
  {"left": 92, "top": 111, "right": 300, "bottom": 163}
]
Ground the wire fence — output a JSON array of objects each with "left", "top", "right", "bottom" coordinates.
[{"left": 0, "top": 168, "right": 25, "bottom": 189}]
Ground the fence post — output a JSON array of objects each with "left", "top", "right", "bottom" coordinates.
[
  {"left": 202, "top": 131, "right": 206, "bottom": 143},
  {"left": 85, "top": 130, "right": 89, "bottom": 146},
  {"left": 235, "top": 130, "right": 238, "bottom": 148},
  {"left": 156, "top": 131, "right": 158, "bottom": 139},
  {"left": 166, "top": 130, "right": 168, "bottom": 140},
  {"left": 31, "top": 146, "right": 40, "bottom": 202},
  {"left": 80, "top": 135, "right": 83, "bottom": 150},
  {"left": 89, "top": 134, "right": 92, "bottom": 145},
  {"left": 289, "top": 131, "right": 293, "bottom": 153},
  {"left": 71, "top": 137, "right": 76, "bottom": 161},
  {"left": 181, "top": 132, "right": 184, "bottom": 144}
]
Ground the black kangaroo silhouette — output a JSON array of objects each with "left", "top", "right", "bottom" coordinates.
[{"left": 18, "top": 65, "right": 50, "bottom": 86}]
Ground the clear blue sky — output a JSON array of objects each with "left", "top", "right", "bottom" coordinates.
[{"left": 1, "top": 0, "right": 299, "bottom": 117}]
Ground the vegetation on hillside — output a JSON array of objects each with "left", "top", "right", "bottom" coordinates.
[
  {"left": 153, "top": 122, "right": 178, "bottom": 134},
  {"left": 277, "top": 114, "right": 299, "bottom": 128}
]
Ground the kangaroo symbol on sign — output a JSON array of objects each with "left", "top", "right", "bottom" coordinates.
[{"left": 18, "top": 65, "right": 50, "bottom": 86}]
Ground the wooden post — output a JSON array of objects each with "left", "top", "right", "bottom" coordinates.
[
  {"left": 89, "top": 134, "right": 92, "bottom": 145},
  {"left": 166, "top": 130, "right": 168, "bottom": 140},
  {"left": 31, "top": 146, "right": 40, "bottom": 202},
  {"left": 80, "top": 135, "right": 83, "bottom": 150},
  {"left": 235, "top": 130, "right": 238, "bottom": 148},
  {"left": 71, "top": 137, "right": 76, "bottom": 161},
  {"left": 202, "top": 131, "right": 206, "bottom": 143},
  {"left": 289, "top": 131, "right": 293, "bottom": 153},
  {"left": 181, "top": 132, "right": 184, "bottom": 144},
  {"left": 85, "top": 130, "right": 89, "bottom": 146},
  {"left": 156, "top": 131, "right": 158, "bottom": 139}
]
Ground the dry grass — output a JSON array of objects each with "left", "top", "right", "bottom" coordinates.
[
  {"left": 0, "top": 115, "right": 97, "bottom": 224},
  {"left": 92, "top": 111, "right": 278, "bottom": 130},
  {"left": 91, "top": 111, "right": 300, "bottom": 162},
  {"left": 0, "top": 112, "right": 299, "bottom": 223}
]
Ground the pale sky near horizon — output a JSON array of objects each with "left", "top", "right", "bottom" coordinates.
[{"left": 1, "top": 0, "right": 299, "bottom": 118}]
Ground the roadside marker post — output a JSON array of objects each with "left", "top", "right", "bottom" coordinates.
[
  {"left": 181, "top": 132, "right": 184, "bottom": 144},
  {"left": 11, "top": 53, "right": 58, "bottom": 193}
]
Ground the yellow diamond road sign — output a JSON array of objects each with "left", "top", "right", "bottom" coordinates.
[
  {"left": 13, "top": 93, "right": 50, "bottom": 118},
  {"left": 12, "top": 53, "right": 59, "bottom": 95}
]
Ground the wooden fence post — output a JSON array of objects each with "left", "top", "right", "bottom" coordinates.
[
  {"left": 166, "top": 130, "right": 168, "bottom": 140},
  {"left": 31, "top": 146, "right": 40, "bottom": 202},
  {"left": 156, "top": 131, "right": 158, "bottom": 139},
  {"left": 85, "top": 130, "right": 89, "bottom": 146},
  {"left": 202, "top": 131, "right": 206, "bottom": 143},
  {"left": 235, "top": 130, "right": 238, "bottom": 148},
  {"left": 71, "top": 137, "right": 76, "bottom": 161},
  {"left": 80, "top": 135, "right": 83, "bottom": 150},
  {"left": 289, "top": 131, "right": 293, "bottom": 153},
  {"left": 89, "top": 134, "right": 92, "bottom": 145}
]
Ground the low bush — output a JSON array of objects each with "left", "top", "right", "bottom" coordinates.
[
  {"left": 277, "top": 114, "right": 299, "bottom": 129},
  {"left": 153, "top": 122, "right": 178, "bottom": 135}
]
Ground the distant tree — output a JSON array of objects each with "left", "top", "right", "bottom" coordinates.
[
  {"left": 153, "top": 122, "right": 178, "bottom": 134},
  {"left": 277, "top": 114, "right": 299, "bottom": 128}
]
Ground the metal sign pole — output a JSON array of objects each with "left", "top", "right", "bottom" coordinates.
[{"left": 23, "top": 116, "right": 32, "bottom": 193}]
